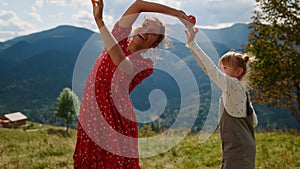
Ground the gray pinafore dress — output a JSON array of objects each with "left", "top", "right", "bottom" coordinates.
[{"left": 219, "top": 94, "right": 256, "bottom": 169}]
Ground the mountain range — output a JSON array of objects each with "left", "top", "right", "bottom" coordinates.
[{"left": 0, "top": 23, "right": 299, "bottom": 130}]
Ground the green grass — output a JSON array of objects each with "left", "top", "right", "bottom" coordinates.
[
  {"left": 0, "top": 122, "right": 299, "bottom": 169},
  {"left": 0, "top": 122, "right": 75, "bottom": 169}
]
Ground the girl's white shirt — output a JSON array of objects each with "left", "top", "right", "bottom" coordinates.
[{"left": 186, "top": 41, "right": 258, "bottom": 127}]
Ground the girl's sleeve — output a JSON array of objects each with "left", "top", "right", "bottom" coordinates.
[{"left": 186, "top": 41, "right": 226, "bottom": 91}]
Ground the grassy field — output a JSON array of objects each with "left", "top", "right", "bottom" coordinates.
[{"left": 0, "top": 122, "right": 299, "bottom": 169}]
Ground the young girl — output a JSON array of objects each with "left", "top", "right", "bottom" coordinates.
[
  {"left": 73, "top": 0, "right": 191, "bottom": 168},
  {"left": 185, "top": 27, "right": 258, "bottom": 169}
]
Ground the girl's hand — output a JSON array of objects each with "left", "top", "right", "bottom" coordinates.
[
  {"left": 91, "top": 0, "right": 104, "bottom": 21},
  {"left": 184, "top": 27, "right": 199, "bottom": 43}
]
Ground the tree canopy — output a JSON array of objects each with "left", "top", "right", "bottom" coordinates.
[
  {"left": 245, "top": 0, "right": 300, "bottom": 123},
  {"left": 55, "top": 87, "right": 80, "bottom": 131}
]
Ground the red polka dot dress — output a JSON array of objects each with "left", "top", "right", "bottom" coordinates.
[{"left": 73, "top": 23, "right": 154, "bottom": 169}]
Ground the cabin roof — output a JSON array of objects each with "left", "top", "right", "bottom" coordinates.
[{"left": 4, "top": 112, "right": 27, "bottom": 122}]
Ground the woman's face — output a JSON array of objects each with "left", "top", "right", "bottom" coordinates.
[{"left": 131, "top": 19, "right": 162, "bottom": 50}]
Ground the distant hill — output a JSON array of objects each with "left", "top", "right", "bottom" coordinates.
[
  {"left": 0, "top": 24, "right": 299, "bottom": 130},
  {"left": 201, "top": 23, "right": 251, "bottom": 51},
  {"left": 0, "top": 25, "right": 94, "bottom": 124}
]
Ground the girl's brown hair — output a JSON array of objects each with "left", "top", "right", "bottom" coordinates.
[{"left": 218, "top": 51, "right": 251, "bottom": 80}]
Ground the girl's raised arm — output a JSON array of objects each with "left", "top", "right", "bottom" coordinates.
[{"left": 185, "top": 28, "right": 227, "bottom": 91}]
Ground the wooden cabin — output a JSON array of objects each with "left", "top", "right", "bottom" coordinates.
[{"left": 0, "top": 112, "right": 27, "bottom": 128}]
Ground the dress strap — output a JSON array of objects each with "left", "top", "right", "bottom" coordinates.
[{"left": 246, "top": 92, "right": 253, "bottom": 116}]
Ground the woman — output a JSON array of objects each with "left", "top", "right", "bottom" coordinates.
[{"left": 73, "top": 0, "right": 192, "bottom": 168}]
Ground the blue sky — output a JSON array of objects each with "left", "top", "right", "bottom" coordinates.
[{"left": 0, "top": 0, "right": 255, "bottom": 42}]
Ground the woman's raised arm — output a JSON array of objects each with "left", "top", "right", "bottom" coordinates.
[
  {"left": 119, "top": 0, "right": 192, "bottom": 28},
  {"left": 92, "top": 0, "right": 134, "bottom": 74}
]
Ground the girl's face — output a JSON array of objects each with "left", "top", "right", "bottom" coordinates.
[
  {"left": 131, "top": 19, "right": 162, "bottom": 50},
  {"left": 220, "top": 63, "right": 242, "bottom": 79}
]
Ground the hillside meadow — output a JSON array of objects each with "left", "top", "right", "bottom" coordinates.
[{"left": 0, "top": 122, "right": 299, "bottom": 169}]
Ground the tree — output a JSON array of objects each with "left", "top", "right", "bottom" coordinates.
[
  {"left": 55, "top": 87, "right": 80, "bottom": 132},
  {"left": 245, "top": 0, "right": 300, "bottom": 123}
]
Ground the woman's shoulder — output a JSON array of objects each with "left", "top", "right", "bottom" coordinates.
[
  {"left": 131, "top": 54, "right": 154, "bottom": 66},
  {"left": 112, "top": 22, "right": 132, "bottom": 40}
]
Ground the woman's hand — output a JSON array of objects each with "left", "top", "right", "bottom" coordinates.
[
  {"left": 177, "top": 10, "right": 195, "bottom": 28},
  {"left": 184, "top": 27, "right": 199, "bottom": 43},
  {"left": 91, "top": 0, "right": 104, "bottom": 22}
]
